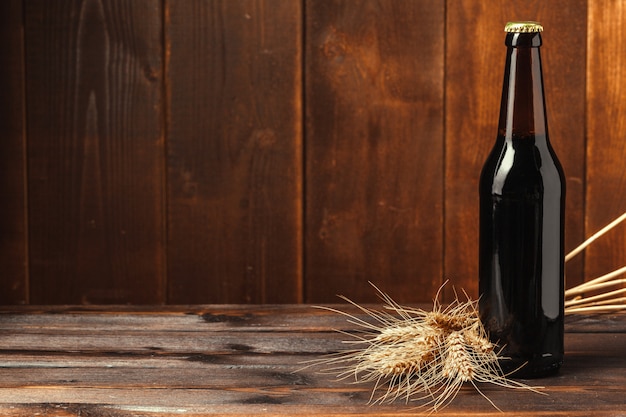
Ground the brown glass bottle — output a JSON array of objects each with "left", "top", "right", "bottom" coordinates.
[{"left": 479, "top": 22, "right": 565, "bottom": 378}]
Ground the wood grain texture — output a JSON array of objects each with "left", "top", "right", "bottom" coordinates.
[
  {"left": 165, "top": 0, "right": 303, "bottom": 303},
  {"left": 444, "top": 1, "right": 587, "bottom": 298},
  {"left": 24, "top": 0, "right": 165, "bottom": 304},
  {"left": 305, "top": 0, "right": 445, "bottom": 303},
  {"left": 2, "top": 0, "right": 624, "bottom": 305},
  {"left": 0, "top": 306, "right": 624, "bottom": 416},
  {"left": 586, "top": 1, "right": 626, "bottom": 288},
  {"left": 0, "top": 0, "right": 28, "bottom": 304}
]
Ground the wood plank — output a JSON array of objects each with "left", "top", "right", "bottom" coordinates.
[
  {"left": 0, "top": 307, "right": 624, "bottom": 416},
  {"left": 0, "top": 0, "right": 28, "bottom": 304},
  {"left": 0, "top": 306, "right": 350, "bottom": 333},
  {"left": 0, "top": 334, "right": 624, "bottom": 388},
  {"left": 540, "top": 3, "right": 588, "bottom": 289},
  {"left": 444, "top": 1, "right": 588, "bottom": 299},
  {"left": 24, "top": 0, "right": 166, "bottom": 304},
  {"left": 0, "top": 406, "right": 622, "bottom": 417},
  {"left": 0, "top": 380, "right": 623, "bottom": 414},
  {"left": 2, "top": 304, "right": 624, "bottom": 333},
  {"left": 586, "top": 1, "right": 626, "bottom": 289},
  {"left": 305, "top": 0, "right": 445, "bottom": 303},
  {"left": 165, "top": 0, "right": 303, "bottom": 304}
]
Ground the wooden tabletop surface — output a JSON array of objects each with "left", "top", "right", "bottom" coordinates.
[{"left": 0, "top": 304, "right": 624, "bottom": 416}]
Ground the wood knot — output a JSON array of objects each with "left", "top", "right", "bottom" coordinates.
[
  {"left": 252, "top": 128, "right": 276, "bottom": 148},
  {"left": 321, "top": 28, "right": 348, "bottom": 61}
]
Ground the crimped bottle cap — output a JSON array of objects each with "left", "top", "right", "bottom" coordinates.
[{"left": 504, "top": 21, "right": 543, "bottom": 33}]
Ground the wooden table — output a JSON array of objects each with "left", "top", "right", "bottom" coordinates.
[{"left": 0, "top": 305, "right": 624, "bottom": 416}]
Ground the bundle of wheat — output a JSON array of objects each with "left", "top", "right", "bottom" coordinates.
[{"left": 313, "top": 284, "right": 541, "bottom": 412}]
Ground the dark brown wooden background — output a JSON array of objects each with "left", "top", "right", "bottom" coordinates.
[{"left": 1, "top": 0, "right": 624, "bottom": 305}]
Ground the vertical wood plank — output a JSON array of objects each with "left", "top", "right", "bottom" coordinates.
[
  {"left": 25, "top": 0, "right": 165, "bottom": 304},
  {"left": 445, "top": 0, "right": 587, "bottom": 298},
  {"left": 305, "top": 0, "right": 445, "bottom": 303},
  {"left": 586, "top": 1, "right": 626, "bottom": 287},
  {"left": 0, "top": 0, "right": 28, "bottom": 304},
  {"left": 166, "top": 0, "right": 303, "bottom": 303}
]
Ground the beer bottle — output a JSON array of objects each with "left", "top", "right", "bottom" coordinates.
[{"left": 478, "top": 21, "right": 565, "bottom": 378}]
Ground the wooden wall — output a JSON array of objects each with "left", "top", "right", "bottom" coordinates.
[{"left": 0, "top": 0, "right": 624, "bottom": 305}]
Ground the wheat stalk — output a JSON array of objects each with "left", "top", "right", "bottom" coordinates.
[{"left": 565, "top": 212, "right": 626, "bottom": 262}]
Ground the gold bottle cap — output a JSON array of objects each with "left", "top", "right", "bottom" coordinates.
[{"left": 504, "top": 21, "right": 543, "bottom": 33}]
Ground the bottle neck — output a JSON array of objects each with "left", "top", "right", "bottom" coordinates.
[{"left": 498, "top": 33, "right": 548, "bottom": 140}]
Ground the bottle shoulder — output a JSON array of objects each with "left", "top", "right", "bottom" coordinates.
[{"left": 480, "top": 135, "right": 564, "bottom": 197}]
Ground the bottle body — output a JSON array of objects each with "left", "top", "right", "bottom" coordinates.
[{"left": 478, "top": 24, "right": 565, "bottom": 378}]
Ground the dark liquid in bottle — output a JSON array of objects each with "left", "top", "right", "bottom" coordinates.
[{"left": 479, "top": 132, "right": 564, "bottom": 378}]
